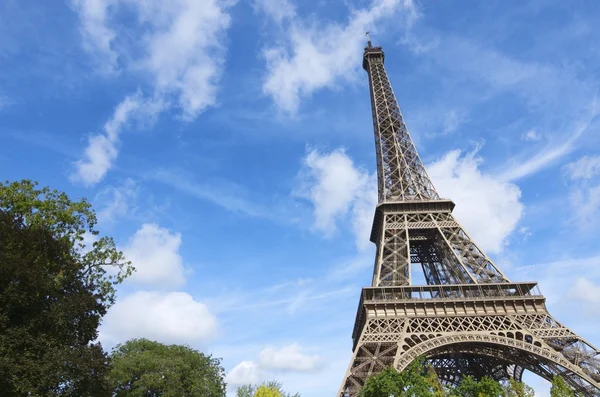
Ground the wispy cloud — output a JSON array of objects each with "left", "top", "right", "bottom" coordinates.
[
  {"left": 563, "top": 155, "right": 600, "bottom": 228},
  {"left": 95, "top": 178, "right": 138, "bottom": 225},
  {"left": 70, "top": 92, "right": 165, "bottom": 185},
  {"left": 150, "top": 168, "right": 272, "bottom": 218},
  {"left": 0, "top": 94, "right": 12, "bottom": 109},
  {"left": 403, "top": 26, "right": 600, "bottom": 181},
  {"left": 260, "top": 0, "right": 420, "bottom": 113},
  {"left": 500, "top": 105, "right": 600, "bottom": 181},
  {"left": 70, "top": 0, "right": 233, "bottom": 185}
]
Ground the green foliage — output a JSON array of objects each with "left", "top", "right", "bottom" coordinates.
[
  {"left": 454, "top": 376, "right": 503, "bottom": 397},
  {"left": 360, "top": 358, "right": 444, "bottom": 397},
  {"left": 236, "top": 381, "right": 300, "bottom": 397},
  {"left": 108, "top": 338, "right": 226, "bottom": 397},
  {"left": 237, "top": 384, "right": 257, "bottom": 397},
  {"left": 502, "top": 379, "right": 535, "bottom": 397},
  {"left": 359, "top": 367, "right": 404, "bottom": 397},
  {"left": 358, "top": 358, "right": 540, "bottom": 397},
  {"left": 255, "top": 385, "right": 282, "bottom": 397},
  {"left": 0, "top": 180, "right": 133, "bottom": 396},
  {"left": 550, "top": 376, "right": 575, "bottom": 397}
]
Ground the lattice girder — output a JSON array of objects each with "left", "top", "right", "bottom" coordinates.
[
  {"left": 339, "top": 304, "right": 600, "bottom": 397},
  {"left": 372, "top": 208, "right": 508, "bottom": 287},
  {"left": 365, "top": 45, "right": 439, "bottom": 203}
]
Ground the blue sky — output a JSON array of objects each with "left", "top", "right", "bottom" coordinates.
[{"left": 2, "top": 0, "right": 600, "bottom": 395}]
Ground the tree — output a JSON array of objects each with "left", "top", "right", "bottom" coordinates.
[
  {"left": 550, "top": 376, "right": 575, "bottom": 397},
  {"left": 108, "top": 338, "right": 226, "bottom": 397},
  {"left": 360, "top": 358, "right": 442, "bottom": 397},
  {"left": 453, "top": 375, "right": 504, "bottom": 397},
  {"left": 358, "top": 358, "right": 537, "bottom": 397},
  {"left": 237, "top": 384, "right": 257, "bottom": 397},
  {"left": 503, "top": 378, "right": 535, "bottom": 397},
  {"left": 359, "top": 367, "right": 403, "bottom": 397},
  {"left": 255, "top": 385, "right": 282, "bottom": 397},
  {"left": 0, "top": 180, "right": 132, "bottom": 396},
  {"left": 236, "top": 381, "right": 300, "bottom": 397}
]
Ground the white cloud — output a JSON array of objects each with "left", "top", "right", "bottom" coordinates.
[
  {"left": 72, "top": 134, "right": 118, "bottom": 186},
  {"left": 428, "top": 150, "right": 524, "bottom": 254},
  {"left": 513, "top": 255, "right": 600, "bottom": 310},
  {"left": 521, "top": 128, "right": 541, "bottom": 141},
  {"left": 258, "top": 343, "right": 322, "bottom": 372},
  {"left": 71, "top": 93, "right": 163, "bottom": 186},
  {"left": 296, "top": 148, "right": 376, "bottom": 250},
  {"left": 95, "top": 178, "right": 137, "bottom": 224},
  {"left": 226, "top": 344, "right": 322, "bottom": 388},
  {"left": 122, "top": 223, "right": 186, "bottom": 288},
  {"left": 100, "top": 291, "right": 217, "bottom": 347},
  {"left": 568, "top": 184, "right": 600, "bottom": 227},
  {"left": 500, "top": 110, "right": 599, "bottom": 182},
  {"left": 253, "top": 0, "right": 295, "bottom": 24},
  {"left": 563, "top": 156, "right": 600, "bottom": 227},
  {"left": 442, "top": 109, "right": 468, "bottom": 135},
  {"left": 71, "top": 0, "right": 231, "bottom": 184},
  {"left": 569, "top": 278, "right": 600, "bottom": 313},
  {"left": 564, "top": 155, "right": 600, "bottom": 180},
  {"left": 72, "top": 0, "right": 230, "bottom": 120},
  {"left": 262, "top": 0, "right": 419, "bottom": 113},
  {"left": 298, "top": 147, "right": 523, "bottom": 254},
  {"left": 70, "top": 0, "right": 119, "bottom": 74},
  {"left": 135, "top": 0, "right": 230, "bottom": 120},
  {"left": 226, "top": 361, "right": 262, "bottom": 386}
]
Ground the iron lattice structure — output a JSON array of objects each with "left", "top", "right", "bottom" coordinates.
[{"left": 337, "top": 41, "right": 600, "bottom": 396}]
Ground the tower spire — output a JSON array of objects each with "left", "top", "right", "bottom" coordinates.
[{"left": 363, "top": 40, "right": 439, "bottom": 203}]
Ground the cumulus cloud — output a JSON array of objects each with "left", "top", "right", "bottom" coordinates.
[
  {"left": 225, "top": 361, "right": 262, "bottom": 386},
  {"left": 122, "top": 223, "right": 186, "bottom": 288},
  {"left": 71, "top": 0, "right": 231, "bottom": 184},
  {"left": 258, "top": 343, "right": 322, "bottom": 372},
  {"left": 296, "top": 148, "right": 377, "bottom": 250},
  {"left": 226, "top": 344, "right": 322, "bottom": 387},
  {"left": 298, "top": 147, "right": 523, "bottom": 254},
  {"left": 262, "top": 0, "right": 419, "bottom": 113},
  {"left": 427, "top": 150, "right": 524, "bottom": 254},
  {"left": 100, "top": 291, "right": 217, "bottom": 347}
]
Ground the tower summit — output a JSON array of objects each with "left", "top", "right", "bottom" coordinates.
[{"left": 337, "top": 40, "right": 600, "bottom": 397}]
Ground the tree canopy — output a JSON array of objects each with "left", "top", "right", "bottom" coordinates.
[
  {"left": 359, "top": 359, "right": 570, "bottom": 397},
  {"left": 359, "top": 358, "right": 444, "bottom": 397},
  {"left": 550, "top": 376, "right": 575, "bottom": 397},
  {"left": 0, "top": 180, "right": 132, "bottom": 396},
  {"left": 108, "top": 338, "right": 226, "bottom": 397},
  {"left": 236, "top": 381, "right": 300, "bottom": 397}
]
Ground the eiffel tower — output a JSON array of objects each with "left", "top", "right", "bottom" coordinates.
[{"left": 337, "top": 37, "right": 600, "bottom": 396}]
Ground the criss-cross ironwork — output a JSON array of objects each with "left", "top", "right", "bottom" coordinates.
[{"left": 337, "top": 41, "right": 600, "bottom": 396}]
